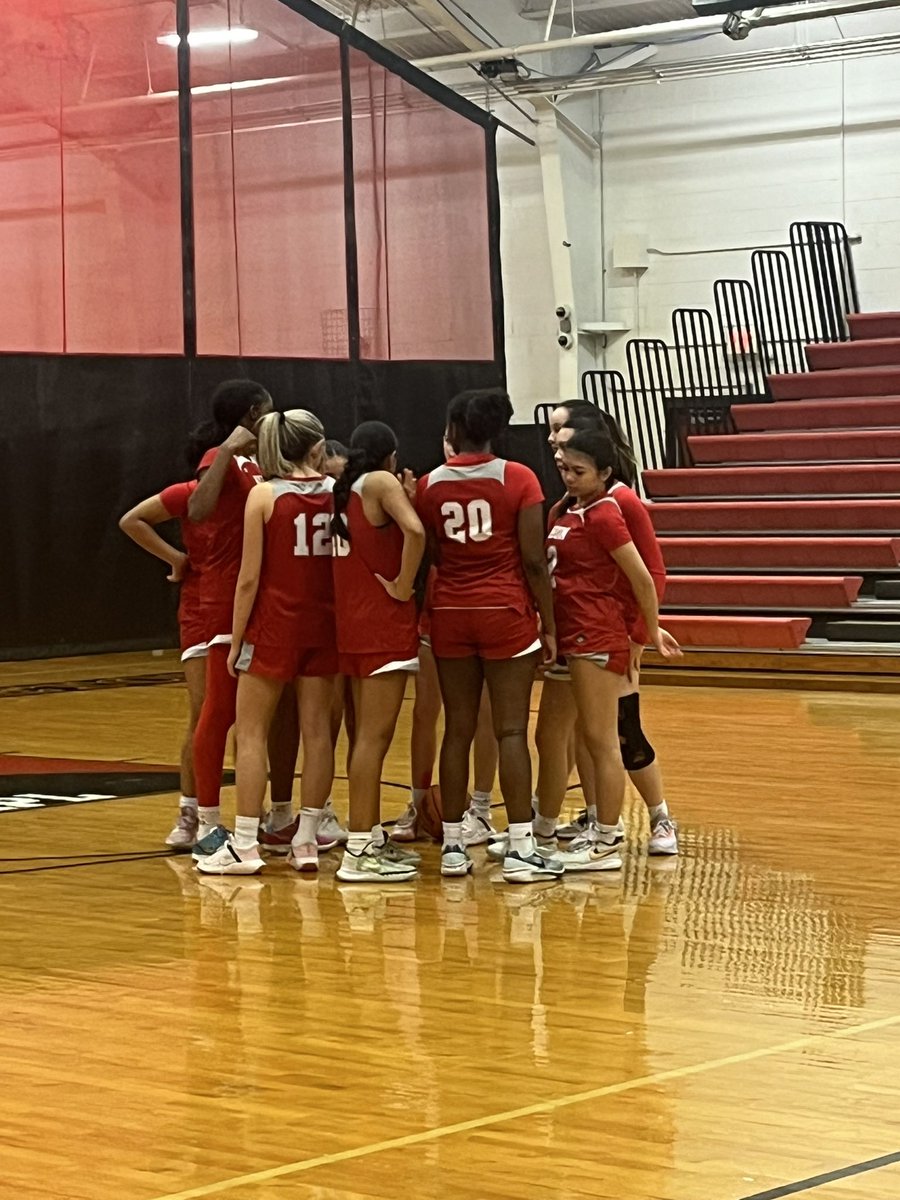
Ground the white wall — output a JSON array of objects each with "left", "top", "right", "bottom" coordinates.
[{"left": 599, "top": 15, "right": 900, "bottom": 373}]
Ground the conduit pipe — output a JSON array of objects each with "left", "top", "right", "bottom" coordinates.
[{"left": 412, "top": 0, "right": 900, "bottom": 68}]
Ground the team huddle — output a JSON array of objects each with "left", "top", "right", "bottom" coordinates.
[{"left": 120, "top": 382, "right": 681, "bottom": 888}]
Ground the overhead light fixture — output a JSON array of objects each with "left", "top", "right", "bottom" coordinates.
[{"left": 157, "top": 28, "right": 259, "bottom": 49}]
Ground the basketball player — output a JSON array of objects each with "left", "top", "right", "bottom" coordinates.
[
  {"left": 331, "top": 421, "right": 426, "bottom": 883},
  {"left": 198, "top": 410, "right": 337, "bottom": 876},
  {"left": 543, "top": 404, "right": 678, "bottom": 856},
  {"left": 119, "top": 471, "right": 208, "bottom": 847},
  {"left": 417, "top": 389, "right": 563, "bottom": 884},
  {"left": 547, "top": 428, "right": 680, "bottom": 872}
]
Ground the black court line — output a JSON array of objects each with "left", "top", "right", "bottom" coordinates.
[
  {"left": 741, "top": 1151, "right": 900, "bottom": 1199},
  {"left": 0, "top": 672, "right": 183, "bottom": 700}
]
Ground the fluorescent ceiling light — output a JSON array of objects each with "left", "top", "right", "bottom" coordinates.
[
  {"left": 152, "top": 76, "right": 295, "bottom": 100},
  {"left": 157, "top": 28, "right": 259, "bottom": 48}
]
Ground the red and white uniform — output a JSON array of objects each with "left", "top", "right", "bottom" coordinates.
[
  {"left": 417, "top": 453, "right": 543, "bottom": 659},
  {"left": 196, "top": 448, "right": 263, "bottom": 645},
  {"left": 159, "top": 480, "right": 209, "bottom": 659},
  {"left": 547, "top": 496, "right": 632, "bottom": 673},
  {"left": 235, "top": 475, "right": 337, "bottom": 681},
  {"left": 333, "top": 474, "right": 419, "bottom": 677},
  {"left": 608, "top": 481, "right": 666, "bottom": 645}
]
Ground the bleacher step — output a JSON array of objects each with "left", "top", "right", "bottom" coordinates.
[
  {"left": 806, "top": 338, "right": 900, "bottom": 371},
  {"left": 660, "top": 536, "right": 900, "bottom": 570},
  {"left": 649, "top": 499, "right": 900, "bottom": 534},
  {"left": 848, "top": 312, "right": 900, "bottom": 341},
  {"left": 663, "top": 614, "right": 811, "bottom": 650},
  {"left": 644, "top": 464, "right": 900, "bottom": 498},
  {"left": 770, "top": 366, "right": 900, "bottom": 401},
  {"left": 664, "top": 574, "right": 863, "bottom": 608},
  {"left": 688, "top": 429, "right": 900, "bottom": 464},
  {"left": 733, "top": 396, "right": 900, "bottom": 433}
]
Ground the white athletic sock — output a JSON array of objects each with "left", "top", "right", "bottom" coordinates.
[
  {"left": 270, "top": 801, "right": 293, "bottom": 831},
  {"left": 470, "top": 790, "right": 492, "bottom": 814},
  {"left": 533, "top": 813, "right": 556, "bottom": 839},
  {"left": 370, "top": 824, "right": 387, "bottom": 848},
  {"left": 180, "top": 795, "right": 198, "bottom": 812},
  {"left": 296, "top": 807, "right": 321, "bottom": 846},
  {"left": 411, "top": 787, "right": 427, "bottom": 808},
  {"left": 648, "top": 802, "right": 668, "bottom": 822},
  {"left": 198, "top": 805, "right": 220, "bottom": 831},
  {"left": 597, "top": 821, "right": 620, "bottom": 841},
  {"left": 233, "top": 816, "right": 259, "bottom": 851},
  {"left": 508, "top": 821, "right": 534, "bottom": 855},
  {"left": 442, "top": 821, "right": 463, "bottom": 849},
  {"left": 348, "top": 831, "right": 371, "bottom": 855}
]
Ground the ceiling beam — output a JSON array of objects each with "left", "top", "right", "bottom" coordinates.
[{"left": 412, "top": 0, "right": 490, "bottom": 50}]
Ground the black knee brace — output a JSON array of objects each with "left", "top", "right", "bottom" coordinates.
[{"left": 617, "top": 693, "right": 656, "bottom": 771}]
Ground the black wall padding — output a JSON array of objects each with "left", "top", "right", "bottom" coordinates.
[{"left": 2, "top": 354, "right": 503, "bottom": 660}]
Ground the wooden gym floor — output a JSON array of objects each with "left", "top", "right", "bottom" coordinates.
[{"left": 2, "top": 651, "right": 900, "bottom": 1200}]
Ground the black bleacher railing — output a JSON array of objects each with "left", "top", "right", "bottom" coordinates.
[{"left": 558, "top": 221, "right": 860, "bottom": 477}]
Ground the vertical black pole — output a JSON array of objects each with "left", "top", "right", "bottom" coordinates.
[
  {"left": 484, "top": 124, "right": 506, "bottom": 379},
  {"left": 340, "top": 38, "right": 361, "bottom": 363},
  {"left": 177, "top": 0, "right": 197, "bottom": 358}
]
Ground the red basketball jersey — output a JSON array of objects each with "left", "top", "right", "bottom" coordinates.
[
  {"left": 608, "top": 481, "right": 666, "bottom": 643},
  {"left": 332, "top": 476, "right": 418, "bottom": 656},
  {"left": 547, "top": 496, "right": 632, "bottom": 655},
  {"left": 159, "top": 480, "right": 207, "bottom": 649},
  {"left": 417, "top": 453, "right": 543, "bottom": 611},
  {"left": 197, "top": 447, "right": 263, "bottom": 639},
  {"left": 244, "top": 476, "right": 336, "bottom": 651}
]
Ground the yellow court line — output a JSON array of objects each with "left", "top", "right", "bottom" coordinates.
[{"left": 151, "top": 1009, "right": 900, "bottom": 1200}]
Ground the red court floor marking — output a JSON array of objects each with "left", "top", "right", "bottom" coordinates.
[{"left": 0, "top": 755, "right": 175, "bottom": 775}]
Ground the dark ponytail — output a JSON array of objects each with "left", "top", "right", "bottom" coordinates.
[
  {"left": 558, "top": 400, "right": 638, "bottom": 489},
  {"left": 186, "top": 379, "right": 273, "bottom": 466},
  {"left": 560, "top": 428, "right": 619, "bottom": 511},
  {"left": 332, "top": 421, "right": 398, "bottom": 542},
  {"left": 446, "top": 387, "right": 513, "bottom": 451}
]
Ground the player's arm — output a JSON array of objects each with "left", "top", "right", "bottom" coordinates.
[
  {"left": 188, "top": 426, "right": 257, "bottom": 523},
  {"left": 517, "top": 503, "right": 556, "bottom": 664},
  {"left": 611, "top": 542, "right": 681, "bottom": 660},
  {"left": 227, "top": 485, "right": 272, "bottom": 675},
  {"left": 371, "top": 473, "right": 426, "bottom": 602},
  {"left": 119, "top": 495, "right": 187, "bottom": 583}
]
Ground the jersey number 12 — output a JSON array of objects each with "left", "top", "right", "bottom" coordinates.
[
  {"left": 294, "top": 512, "right": 332, "bottom": 557},
  {"left": 441, "top": 499, "right": 493, "bottom": 543}
]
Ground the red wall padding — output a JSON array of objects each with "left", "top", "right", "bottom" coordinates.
[{"left": 0, "top": 0, "right": 184, "bottom": 353}]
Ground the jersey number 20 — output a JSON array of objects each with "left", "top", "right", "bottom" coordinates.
[
  {"left": 441, "top": 499, "right": 493, "bottom": 543},
  {"left": 294, "top": 512, "right": 332, "bottom": 557}
]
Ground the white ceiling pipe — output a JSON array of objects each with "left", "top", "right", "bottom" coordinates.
[{"left": 412, "top": 0, "right": 900, "bottom": 69}]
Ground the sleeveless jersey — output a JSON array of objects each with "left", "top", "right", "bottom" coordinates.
[
  {"left": 332, "top": 475, "right": 418, "bottom": 656},
  {"left": 197, "top": 446, "right": 263, "bottom": 639},
  {"left": 417, "top": 453, "right": 543, "bottom": 612},
  {"left": 245, "top": 476, "right": 336, "bottom": 650},
  {"left": 547, "top": 496, "right": 632, "bottom": 656}
]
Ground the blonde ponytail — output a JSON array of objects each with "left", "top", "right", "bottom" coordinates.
[{"left": 257, "top": 409, "right": 325, "bottom": 478}]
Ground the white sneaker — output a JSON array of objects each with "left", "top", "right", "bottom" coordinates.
[
  {"left": 648, "top": 815, "right": 678, "bottom": 856},
  {"left": 165, "top": 806, "right": 199, "bottom": 849},
  {"left": 502, "top": 846, "right": 564, "bottom": 884},
  {"left": 441, "top": 844, "right": 473, "bottom": 877},
  {"left": 391, "top": 802, "right": 418, "bottom": 843},
  {"left": 376, "top": 839, "right": 421, "bottom": 867},
  {"left": 336, "top": 844, "right": 418, "bottom": 883},
  {"left": 462, "top": 807, "right": 497, "bottom": 846},
  {"left": 287, "top": 841, "right": 319, "bottom": 873},
  {"left": 487, "top": 832, "right": 557, "bottom": 862},
  {"left": 319, "top": 799, "right": 348, "bottom": 846},
  {"left": 556, "top": 823, "right": 623, "bottom": 872},
  {"left": 196, "top": 837, "right": 265, "bottom": 875},
  {"left": 556, "top": 809, "right": 589, "bottom": 840}
]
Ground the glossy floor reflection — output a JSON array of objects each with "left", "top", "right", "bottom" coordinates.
[{"left": 2, "top": 653, "right": 900, "bottom": 1200}]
